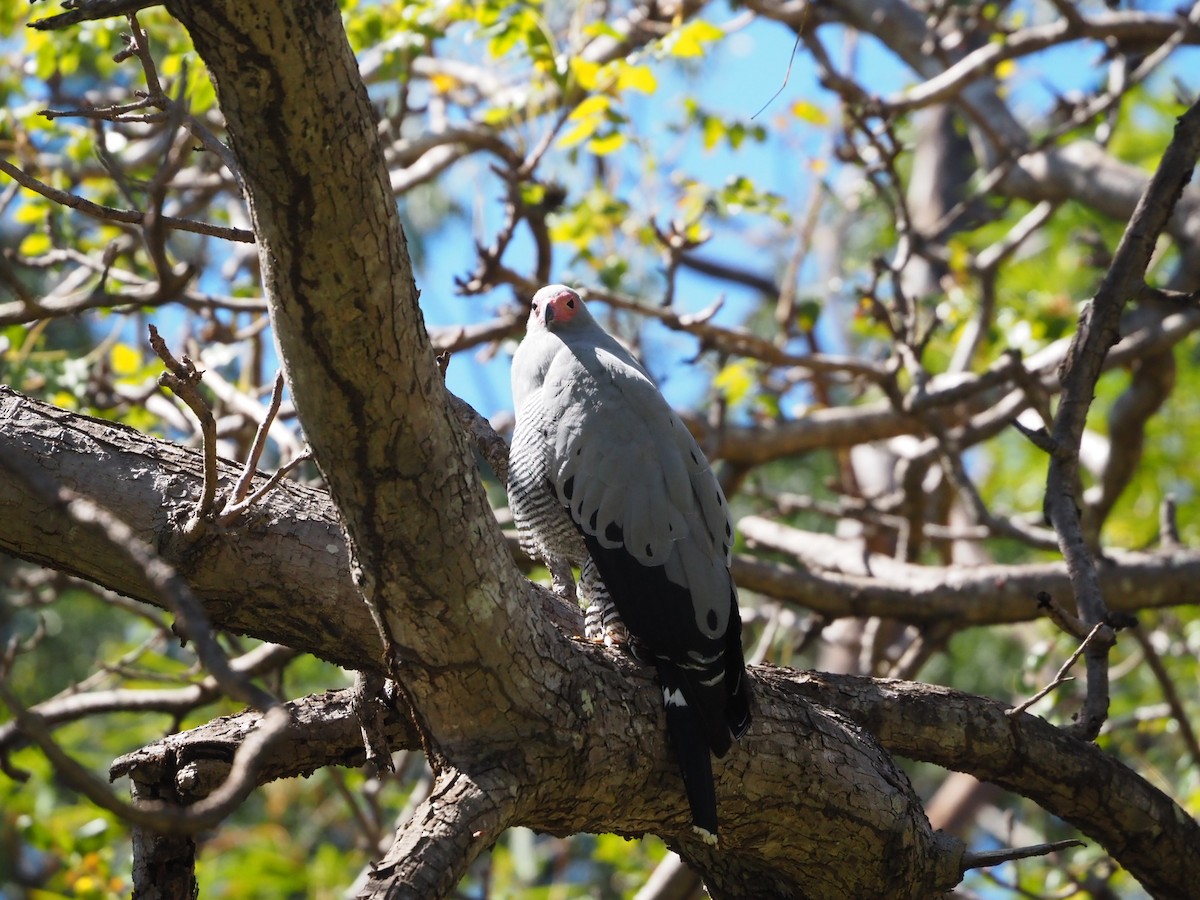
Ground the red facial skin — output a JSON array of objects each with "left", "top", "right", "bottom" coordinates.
[{"left": 534, "top": 287, "right": 580, "bottom": 328}]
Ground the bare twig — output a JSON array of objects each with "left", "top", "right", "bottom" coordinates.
[
  {"left": 1160, "top": 494, "right": 1181, "bottom": 548},
  {"left": 1130, "top": 625, "right": 1200, "bottom": 768},
  {"left": 0, "top": 678, "right": 290, "bottom": 833},
  {"left": 1007, "top": 621, "right": 1109, "bottom": 718},
  {"left": 28, "top": 0, "right": 162, "bottom": 30},
  {"left": 148, "top": 323, "right": 218, "bottom": 527},
  {"left": 0, "top": 644, "right": 296, "bottom": 757},
  {"left": 0, "top": 446, "right": 290, "bottom": 832},
  {"left": 1034, "top": 591, "right": 1089, "bottom": 641},
  {"left": 226, "top": 371, "right": 286, "bottom": 509},
  {"left": 961, "top": 838, "right": 1085, "bottom": 872},
  {"left": 0, "top": 158, "right": 252, "bottom": 243}
]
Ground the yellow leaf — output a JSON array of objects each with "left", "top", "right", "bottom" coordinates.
[
  {"left": 13, "top": 202, "right": 45, "bottom": 225},
  {"left": 568, "top": 94, "right": 612, "bottom": 121},
  {"left": 995, "top": 58, "right": 1016, "bottom": 80},
  {"left": 702, "top": 116, "right": 724, "bottom": 150},
  {"left": 685, "top": 20, "right": 724, "bottom": 42},
  {"left": 790, "top": 100, "right": 829, "bottom": 125},
  {"left": 111, "top": 343, "right": 142, "bottom": 377},
  {"left": 947, "top": 239, "right": 970, "bottom": 275},
  {"left": 570, "top": 57, "right": 601, "bottom": 90},
  {"left": 671, "top": 32, "right": 704, "bottom": 58},
  {"left": 668, "top": 19, "right": 724, "bottom": 58},
  {"left": 616, "top": 63, "right": 656, "bottom": 94},
  {"left": 714, "top": 360, "right": 756, "bottom": 406},
  {"left": 558, "top": 116, "right": 601, "bottom": 149},
  {"left": 429, "top": 72, "right": 460, "bottom": 94},
  {"left": 587, "top": 131, "right": 626, "bottom": 155},
  {"left": 18, "top": 232, "right": 51, "bottom": 256}
]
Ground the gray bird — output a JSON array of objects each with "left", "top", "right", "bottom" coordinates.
[{"left": 509, "top": 284, "right": 752, "bottom": 842}]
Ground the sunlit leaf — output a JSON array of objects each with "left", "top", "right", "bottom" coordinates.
[
  {"left": 587, "top": 131, "right": 626, "bottom": 155},
  {"left": 714, "top": 359, "right": 757, "bottom": 406},
  {"left": 702, "top": 115, "right": 724, "bottom": 150},
  {"left": 790, "top": 99, "right": 829, "bottom": 125},
  {"left": 111, "top": 344, "right": 142, "bottom": 377},
  {"left": 557, "top": 116, "right": 600, "bottom": 149},
  {"left": 570, "top": 57, "right": 601, "bottom": 90},
  {"left": 615, "top": 63, "right": 656, "bottom": 94},
  {"left": 667, "top": 19, "right": 724, "bottom": 58},
  {"left": 569, "top": 94, "right": 612, "bottom": 121},
  {"left": 429, "top": 72, "right": 460, "bottom": 93},
  {"left": 19, "top": 232, "right": 51, "bottom": 256}
]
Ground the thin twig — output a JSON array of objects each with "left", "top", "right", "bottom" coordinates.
[
  {"left": 0, "top": 158, "right": 252, "bottom": 243},
  {"left": 220, "top": 448, "right": 313, "bottom": 526},
  {"left": 1044, "top": 97, "right": 1200, "bottom": 740},
  {"left": 1035, "top": 591, "right": 1089, "bottom": 641},
  {"left": 1007, "top": 621, "right": 1108, "bottom": 718},
  {"left": 228, "top": 371, "right": 286, "bottom": 508},
  {"left": 961, "top": 838, "right": 1085, "bottom": 872},
  {"left": 148, "top": 323, "right": 218, "bottom": 527},
  {"left": 28, "top": 0, "right": 161, "bottom": 30},
  {"left": 1130, "top": 625, "right": 1200, "bottom": 768},
  {"left": 0, "top": 677, "right": 290, "bottom": 833}
]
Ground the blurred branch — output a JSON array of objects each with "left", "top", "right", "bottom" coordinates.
[
  {"left": 0, "top": 643, "right": 296, "bottom": 757},
  {"left": 0, "top": 157, "right": 252, "bottom": 242},
  {"left": 1130, "top": 625, "right": 1200, "bottom": 769},
  {"left": 28, "top": 0, "right": 161, "bottom": 30},
  {"left": 735, "top": 517, "right": 1200, "bottom": 627},
  {"left": 885, "top": 9, "right": 1200, "bottom": 113},
  {"left": 1044, "top": 98, "right": 1200, "bottom": 739}
]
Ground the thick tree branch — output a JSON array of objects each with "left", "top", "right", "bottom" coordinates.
[
  {"left": 734, "top": 518, "right": 1200, "bottom": 626},
  {"left": 785, "top": 671, "right": 1200, "bottom": 900},
  {"left": 360, "top": 767, "right": 517, "bottom": 900}
]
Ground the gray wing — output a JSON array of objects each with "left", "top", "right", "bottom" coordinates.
[{"left": 542, "top": 343, "right": 734, "bottom": 641}]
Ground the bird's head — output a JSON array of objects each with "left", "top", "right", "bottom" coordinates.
[{"left": 529, "top": 284, "right": 589, "bottom": 332}]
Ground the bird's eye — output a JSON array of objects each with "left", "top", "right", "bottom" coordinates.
[{"left": 566, "top": 298, "right": 575, "bottom": 308}]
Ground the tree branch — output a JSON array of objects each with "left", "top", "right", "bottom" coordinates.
[
  {"left": 784, "top": 671, "right": 1200, "bottom": 900},
  {"left": 359, "top": 767, "right": 518, "bottom": 900},
  {"left": 1045, "top": 98, "right": 1200, "bottom": 738}
]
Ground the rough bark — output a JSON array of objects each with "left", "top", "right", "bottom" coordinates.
[{"left": 0, "top": 386, "right": 376, "bottom": 671}]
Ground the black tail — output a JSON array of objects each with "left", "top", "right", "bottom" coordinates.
[
  {"left": 658, "top": 661, "right": 719, "bottom": 841},
  {"left": 724, "top": 602, "right": 753, "bottom": 740}
]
